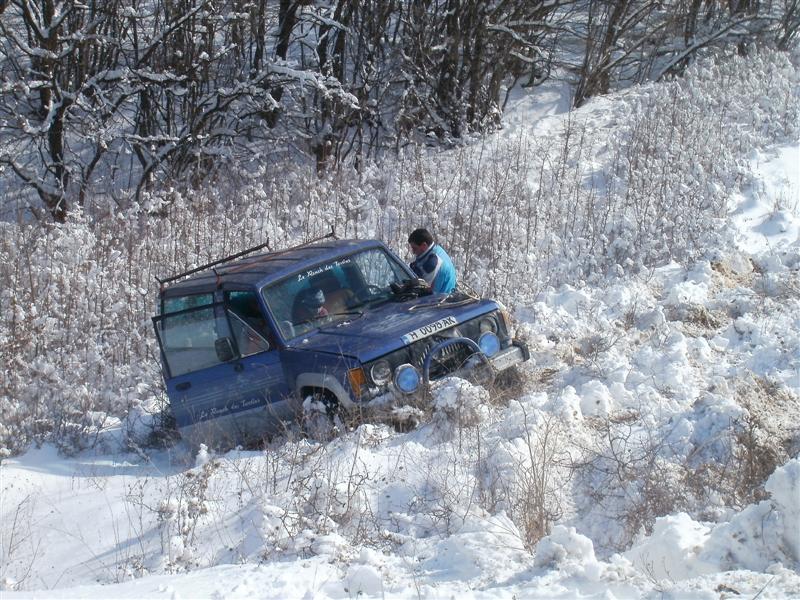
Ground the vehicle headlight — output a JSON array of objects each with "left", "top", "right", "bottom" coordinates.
[
  {"left": 480, "top": 317, "right": 498, "bottom": 334},
  {"left": 370, "top": 360, "right": 392, "bottom": 385},
  {"left": 478, "top": 332, "right": 501, "bottom": 357},
  {"left": 394, "top": 364, "right": 421, "bottom": 394}
]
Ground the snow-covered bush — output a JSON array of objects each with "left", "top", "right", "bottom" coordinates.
[
  {"left": 430, "top": 377, "right": 491, "bottom": 430},
  {"left": 484, "top": 402, "right": 570, "bottom": 548},
  {"left": 0, "top": 213, "right": 160, "bottom": 454}
]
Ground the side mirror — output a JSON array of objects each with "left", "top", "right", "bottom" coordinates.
[{"left": 215, "top": 337, "right": 237, "bottom": 362}]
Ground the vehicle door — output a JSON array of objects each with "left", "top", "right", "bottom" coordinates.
[{"left": 153, "top": 291, "right": 291, "bottom": 437}]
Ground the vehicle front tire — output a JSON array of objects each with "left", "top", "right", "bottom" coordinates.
[{"left": 301, "top": 390, "right": 342, "bottom": 442}]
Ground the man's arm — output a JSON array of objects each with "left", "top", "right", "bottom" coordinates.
[{"left": 416, "top": 253, "right": 441, "bottom": 288}]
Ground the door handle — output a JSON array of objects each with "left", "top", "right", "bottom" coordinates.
[{"left": 176, "top": 382, "right": 191, "bottom": 391}]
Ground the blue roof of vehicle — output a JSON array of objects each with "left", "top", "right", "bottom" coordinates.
[{"left": 160, "top": 238, "right": 385, "bottom": 297}]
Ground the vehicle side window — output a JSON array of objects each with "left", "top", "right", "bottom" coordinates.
[
  {"left": 154, "top": 304, "right": 233, "bottom": 377},
  {"left": 225, "top": 291, "right": 271, "bottom": 356},
  {"left": 162, "top": 293, "right": 213, "bottom": 314},
  {"left": 261, "top": 285, "right": 297, "bottom": 339},
  {"left": 352, "top": 248, "right": 408, "bottom": 287}
]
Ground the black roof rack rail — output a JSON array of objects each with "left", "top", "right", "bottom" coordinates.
[
  {"left": 156, "top": 240, "right": 272, "bottom": 287},
  {"left": 156, "top": 227, "right": 338, "bottom": 287}
]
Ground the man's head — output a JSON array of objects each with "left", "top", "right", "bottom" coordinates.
[{"left": 408, "top": 228, "right": 434, "bottom": 257}]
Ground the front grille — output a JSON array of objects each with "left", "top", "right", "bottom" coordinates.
[
  {"left": 409, "top": 335, "right": 475, "bottom": 379},
  {"left": 365, "top": 313, "right": 503, "bottom": 387}
]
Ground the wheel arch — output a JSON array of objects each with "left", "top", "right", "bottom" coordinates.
[{"left": 295, "top": 372, "right": 355, "bottom": 409}]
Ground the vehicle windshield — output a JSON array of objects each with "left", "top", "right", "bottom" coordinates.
[{"left": 262, "top": 247, "right": 410, "bottom": 339}]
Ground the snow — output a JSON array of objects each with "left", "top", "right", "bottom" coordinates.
[
  {"left": 3, "top": 61, "right": 800, "bottom": 599},
  {"left": 731, "top": 145, "right": 800, "bottom": 253},
  {"left": 625, "top": 458, "right": 800, "bottom": 583}
]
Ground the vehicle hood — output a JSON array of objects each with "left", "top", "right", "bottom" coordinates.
[{"left": 284, "top": 295, "right": 498, "bottom": 362}]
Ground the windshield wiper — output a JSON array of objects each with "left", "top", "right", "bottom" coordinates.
[
  {"left": 327, "top": 310, "right": 363, "bottom": 319},
  {"left": 408, "top": 292, "right": 479, "bottom": 310},
  {"left": 296, "top": 310, "right": 363, "bottom": 327},
  {"left": 317, "top": 310, "right": 364, "bottom": 330}
]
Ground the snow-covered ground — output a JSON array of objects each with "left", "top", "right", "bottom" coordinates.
[{"left": 2, "top": 79, "right": 799, "bottom": 599}]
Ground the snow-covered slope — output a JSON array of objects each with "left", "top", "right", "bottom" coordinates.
[{"left": 2, "top": 62, "right": 799, "bottom": 599}]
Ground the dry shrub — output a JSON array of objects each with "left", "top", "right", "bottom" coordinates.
[
  {"left": 577, "top": 374, "right": 799, "bottom": 552},
  {"left": 575, "top": 415, "right": 692, "bottom": 551},
  {"left": 480, "top": 406, "right": 569, "bottom": 550},
  {"left": 730, "top": 376, "right": 799, "bottom": 503},
  {"left": 666, "top": 303, "right": 725, "bottom": 332},
  {"left": 514, "top": 412, "right": 568, "bottom": 548}
]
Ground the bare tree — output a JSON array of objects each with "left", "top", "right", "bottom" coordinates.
[
  {"left": 397, "top": 0, "right": 563, "bottom": 143},
  {"left": 0, "top": 0, "right": 133, "bottom": 220},
  {"left": 0, "top": 0, "right": 796, "bottom": 219},
  {"left": 571, "top": 0, "right": 793, "bottom": 107}
]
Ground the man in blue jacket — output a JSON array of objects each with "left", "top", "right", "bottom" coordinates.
[{"left": 408, "top": 228, "right": 457, "bottom": 294}]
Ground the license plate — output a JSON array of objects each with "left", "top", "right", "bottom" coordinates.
[{"left": 402, "top": 316, "right": 458, "bottom": 344}]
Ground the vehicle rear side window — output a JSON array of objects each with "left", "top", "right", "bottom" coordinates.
[{"left": 154, "top": 304, "right": 233, "bottom": 377}]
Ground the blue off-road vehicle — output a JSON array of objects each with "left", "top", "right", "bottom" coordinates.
[{"left": 153, "top": 237, "right": 529, "bottom": 445}]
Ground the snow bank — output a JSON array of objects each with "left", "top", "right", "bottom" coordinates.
[
  {"left": 625, "top": 459, "right": 800, "bottom": 582},
  {"left": 701, "top": 458, "right": 800, "bottom": 572},
  {"left": 430, "top": 377, "right": 492, "bottom": 429}
]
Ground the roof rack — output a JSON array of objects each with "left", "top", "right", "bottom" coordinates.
[{"left": 156, "top": 227, "right": 337, "bottom": 287}]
